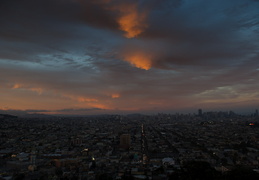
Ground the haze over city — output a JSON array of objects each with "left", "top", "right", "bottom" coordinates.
[{"left": 1, "top": 0, "right": 259, "bottom": 115}]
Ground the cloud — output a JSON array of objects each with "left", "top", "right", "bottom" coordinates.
[
  {"left": 111, "top": 93, "right": 120, "bottom": 98},
  {"left": 1, "top": 0, "right": 259, "bottom": 114},
  {"left": 123, "top": 52, "right": 152, "bottom": 70},
  {"left": 12, "top": 84, "right": 43, "bottom": 95},
  {"left": 55, "top": 108, "right": 104, "bottom": 113},
  {"left": 78, "top": 0, "right": 150, "bottom": 38},
  {"left": 2, "top": 0, "right": 257, "bottom": 70},
  {"left": 116, "top": 0, "right": 259, "bottom": 70},
  {"left": 115, "top": 3, "right": 148, "bottom": 38},
  {"left": 77, "top": 97, "right": 98, "bottom": 102}
]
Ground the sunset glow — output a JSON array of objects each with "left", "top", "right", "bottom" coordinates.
[
  {"left": 124, "top": 53, "right": 152, "bottom": 70},
  {"left": 111, "top": 94, "right": 120, "bottom": 98},
  {"left": 1, "top": 0, "right": 259, "bottom": 115},
  {"left": 117, "top": 4, "right": 148, "bottom": 38}
]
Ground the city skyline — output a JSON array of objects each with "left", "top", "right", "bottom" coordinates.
[{"left": 1, "top": 0, "right": 259, "bottom": 115}]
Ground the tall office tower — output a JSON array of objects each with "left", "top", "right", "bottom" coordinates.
[
  {"left": 255, "top": 109, "right": 258, "bottom": 117},
  {"left": 120, "top": 134, "right": 131, "bottom": 149},
  {"left": 198, "top": 109, "right": 203, "bottom": 117},
  {"left": 30, "top": 150, "right": 36, "bottom": 165},
  {"left": 28, "top": 150, "right": 37, "bottom": 171}
]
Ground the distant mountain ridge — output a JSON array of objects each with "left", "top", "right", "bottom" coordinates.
[
  {"left": 0, "top": 113, "right": 18, "bottom": 119},
  {"left": 0, "top": 109, "right": 54, "bottom": 118}
]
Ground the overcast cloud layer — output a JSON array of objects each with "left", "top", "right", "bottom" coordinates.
[{"left": 0, "top": 0, "right": 259, "bottom": 115}]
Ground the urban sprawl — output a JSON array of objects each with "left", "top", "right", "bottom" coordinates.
[{"left": 0, "top": 110, "right": 259, "bottom": 180}]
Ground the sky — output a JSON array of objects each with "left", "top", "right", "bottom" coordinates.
[{"left": 0, "top": 0, "right": 259, "bottom": 115}]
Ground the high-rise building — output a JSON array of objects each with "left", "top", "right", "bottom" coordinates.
[
  {"left": 30, "top": 151, "right": 36, "bottom": 165},
  {"left": 255, "top": 109, "right": 258, "bottom": 117},
  {"left": 198, "top": 109, "right": 203, "bottom": 117},
  {"left": 28, "top": 150, "right": 37, "bottom": 171},
  {"left": 120, "top": 134, "right": 131, "bottom": 149}
]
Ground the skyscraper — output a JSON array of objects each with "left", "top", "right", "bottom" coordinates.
[
  {"left": 120, "top": 134, "right": 131, "bottom": 149},
  {"left": 198, "top": 109, "right": 203, "bottom": 117},
  {"left": 30, "top": 150, "right": 36, "bottom": 165}
]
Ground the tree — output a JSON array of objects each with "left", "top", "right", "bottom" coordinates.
[
  {"left": 55, "top": 167, "right": 63, "bottom": 179},
  {"left": 13, "top": 173, "right": 25, "bottom": 180},
  {"left": 169, "top": 161, "right": 221, "bottom": 180},
  {"left": 224, "top": 166, "right": 259, "bottom": 180}
]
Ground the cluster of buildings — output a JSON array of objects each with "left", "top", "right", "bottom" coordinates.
[{"left": 0, "top": 111, "right": 259, "bottom": 179}]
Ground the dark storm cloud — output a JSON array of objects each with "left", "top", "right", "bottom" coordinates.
[
  {"left": 0, "top": 0, "right": 80, "bottom": 40},
  {"left": 119, "top": 0, "right": 259, "bottom": 68},
  {"left": 1, "top": 0, "right": 256, "bottom": 68},
  {"left": 0, "top": 0, "right": 82, "bottom": 63},
  {"left": 77, "top": 0, "right": 118, "bottom": 29},
  {"left": 0, "top": 0, "right": 185, "bottom": 43}
]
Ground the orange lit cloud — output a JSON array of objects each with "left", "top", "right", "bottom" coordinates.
[
  {"left": 124, "top": 53, "right": 152, "bottom": 70},
  {"left": 88, "top": 103, "right": 110, "bottom": 110},
  {"left": 12, "top": 84, "right": 43, "bottom": 95},
  {"left": 111, "top": 93, "right": 120, "bottom": 98},
  {"left": 61, "top": 94, "right": 98, "bottom": 103},
  {"left": 77, "top": 97, "right": 98, "bottom": 102},
  {"left": 12, "top": 84, "right": 22, "bottom": 89},
  {"left": 90, "top": 0, "right": 149, "bottom": 38},
  {"left": 11, "top": 84, "right": 98, "bottom": 104},
  {"left": 116, "top": 4, "right": 148, "bottom": 38}
]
